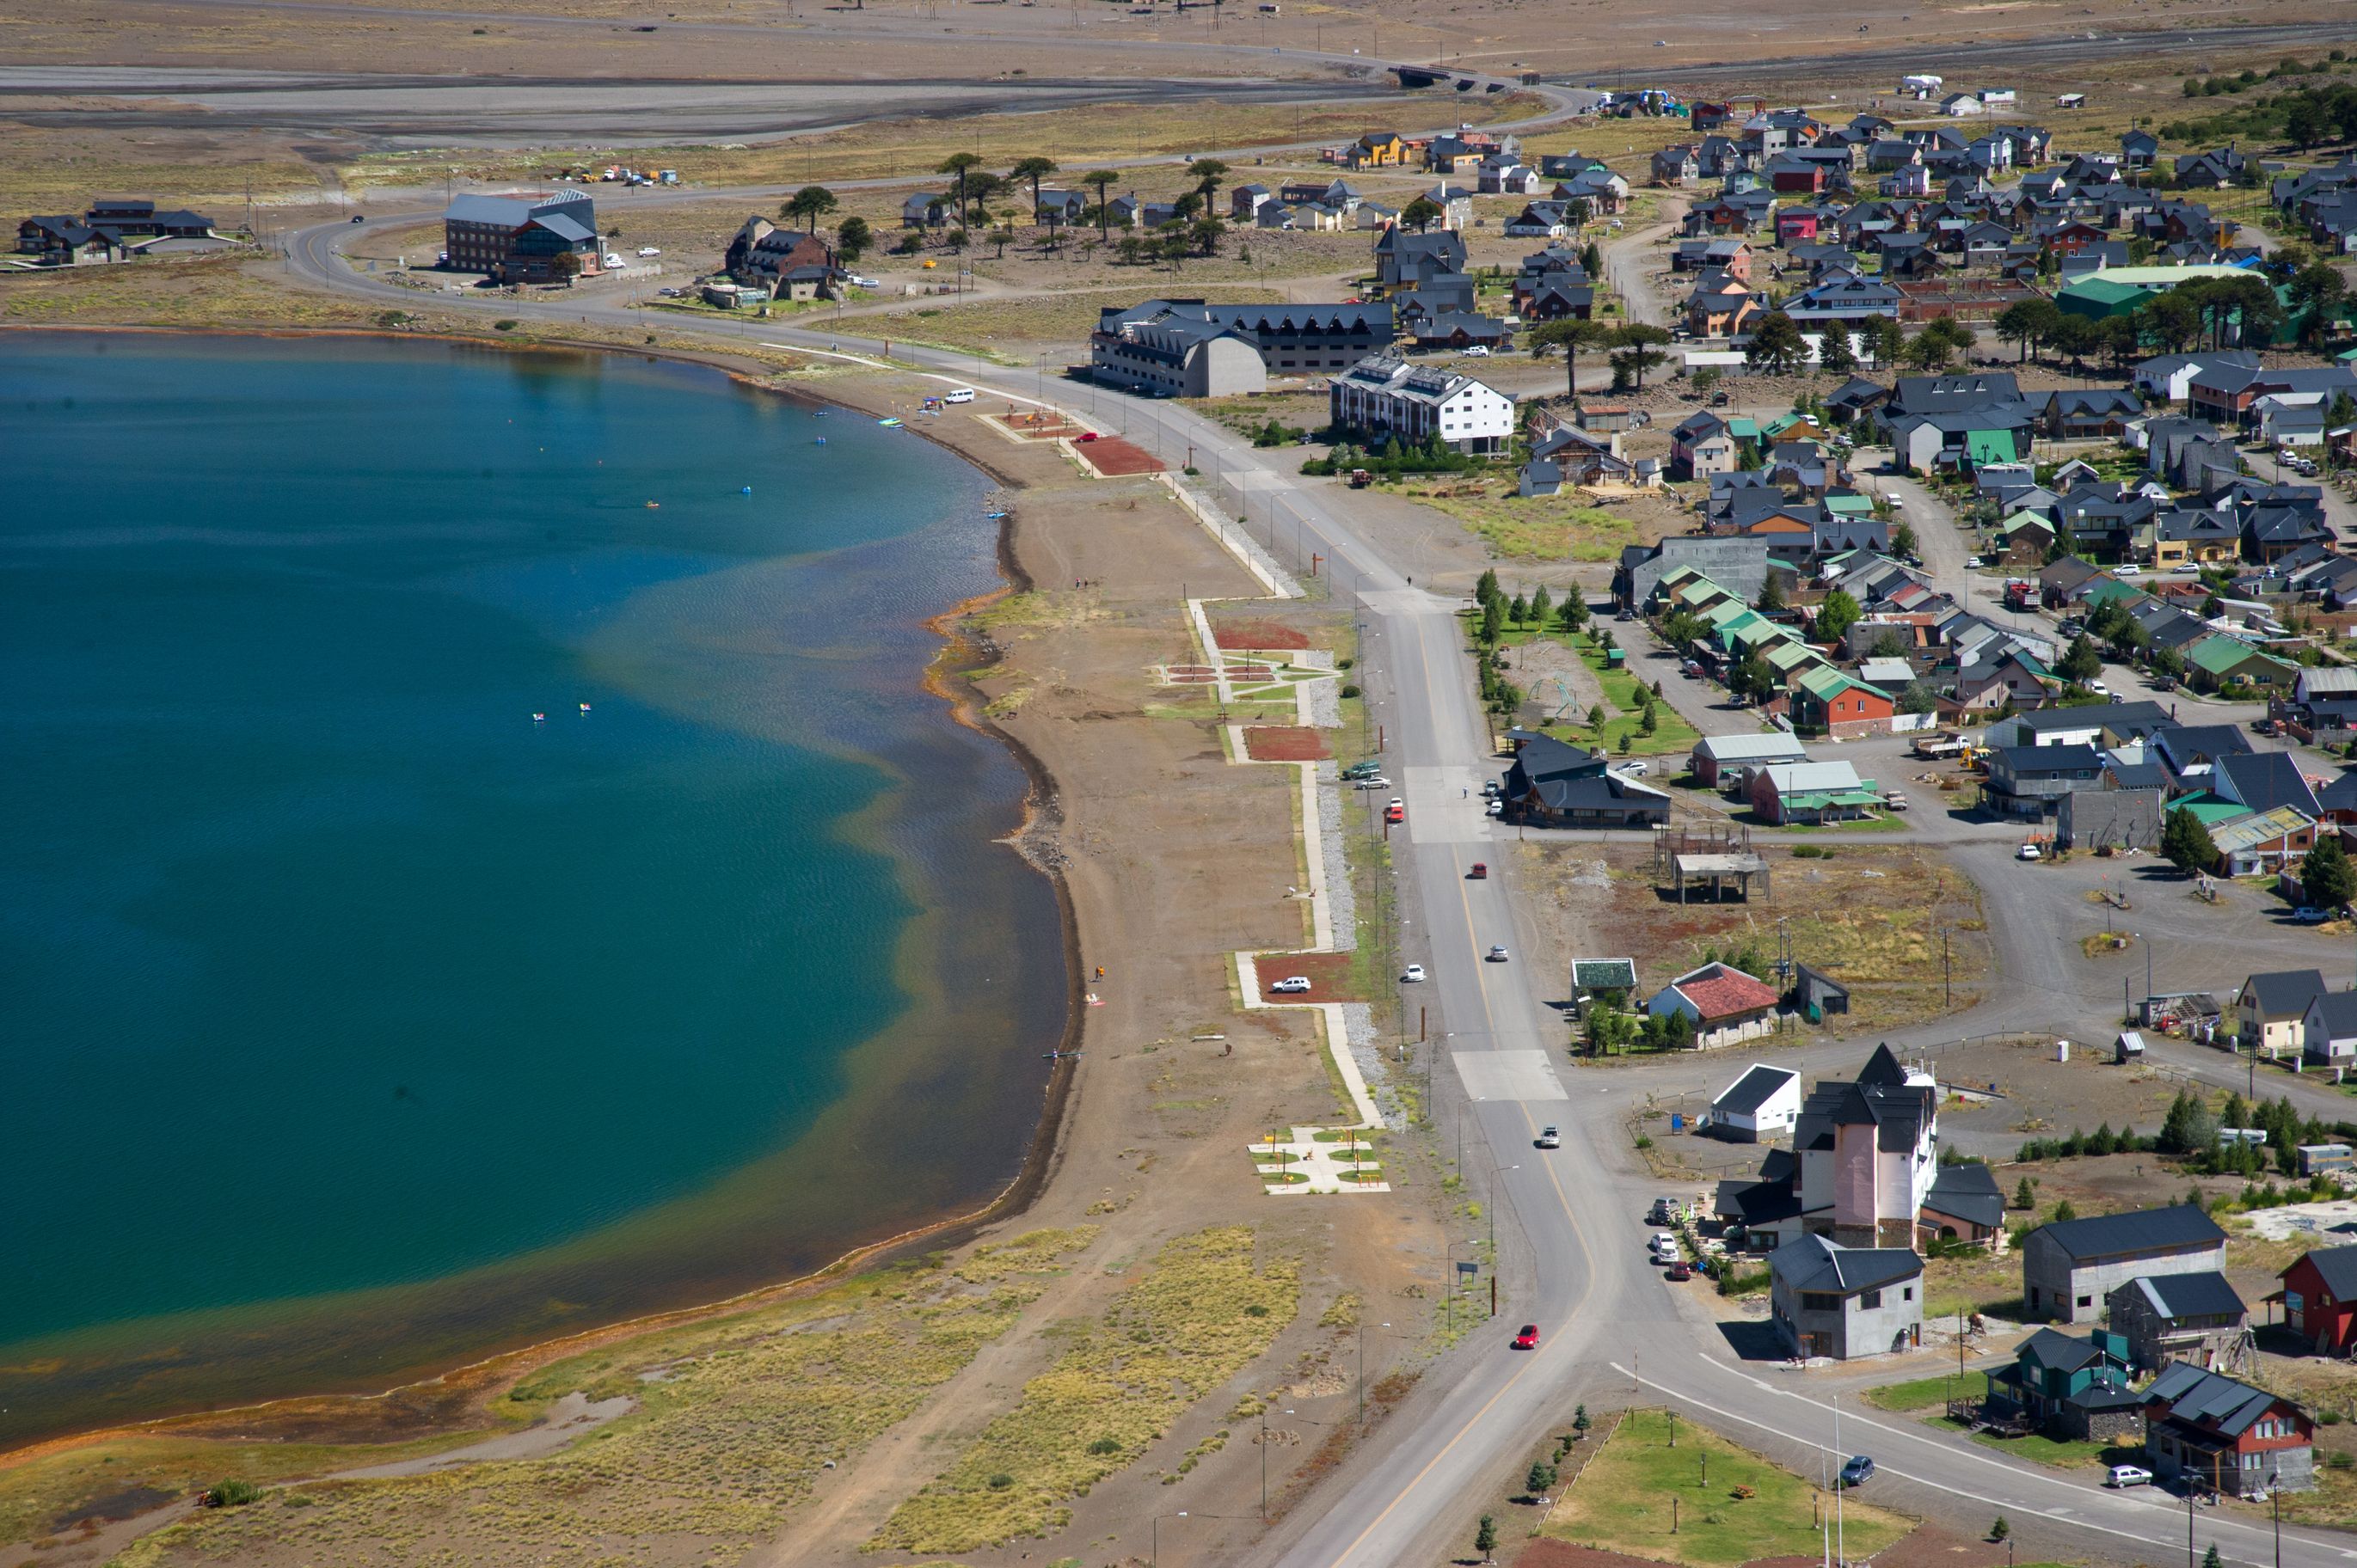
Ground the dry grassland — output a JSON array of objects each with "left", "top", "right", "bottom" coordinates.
[
  {"left": 869, "top": 1226, "right": 1299, "bottom": 1552},
  {"left": 115, "top": 1228, "right": 1101, "bottom": 1568}
]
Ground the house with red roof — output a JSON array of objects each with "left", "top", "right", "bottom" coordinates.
[{"left": 1645, "top": 961, "right": 1783, "bottom": 1048}]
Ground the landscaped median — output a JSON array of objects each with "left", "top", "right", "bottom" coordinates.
[{"left": 1538, "top": 1407, "right": 1910, "bottom": 1566}]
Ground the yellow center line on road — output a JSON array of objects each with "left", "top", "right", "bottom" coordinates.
[{"left": 1317, "top": 609, "right": 1602, "bottom": 1568}]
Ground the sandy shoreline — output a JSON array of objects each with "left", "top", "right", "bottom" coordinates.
[{"left": 0, "top": 323, "right": 1087, "bottom": 1472}]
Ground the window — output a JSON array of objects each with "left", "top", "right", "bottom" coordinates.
[
  {"left": 1858, "top": 1289, "right": 1882, "bottom": 1310},
  {"left": 1903, "top": 1285, "right": 1915, "bottom": 1301},
  {"left": 2078, "top": 1295, "right": 2093, "bottom": 1308}
]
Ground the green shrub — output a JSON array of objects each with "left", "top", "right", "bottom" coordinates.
[
  {"left": 493, "top": 319, "right": 519, "bottom": 331},
  {"left": 203, "top": 1479, "right": 264, "bottom": 1509}
]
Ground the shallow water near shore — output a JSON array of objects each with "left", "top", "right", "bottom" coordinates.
[{"left": 0, "top": 332, "right": 1065, "bottom": 1445}]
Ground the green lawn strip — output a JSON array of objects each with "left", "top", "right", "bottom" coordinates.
[
  {"left": 119, "top": 1229, "right": 1101, "bottom": 1567},
  {"left": 1754, "top": 812, "right": 1910, "bottom": 835},
  {"left": 1946, "top": 1418, "right": 2126, "bottom": 1471},
  {"left": 869, "top": 1227, "right": 1298, "bottom": 1553},
  {"left": 1542, "top": 1407, "right": 1911, "bottom": 1568},
  {"left": 1862, "top": 1369, "right": 1986, "bottom": 1412}
]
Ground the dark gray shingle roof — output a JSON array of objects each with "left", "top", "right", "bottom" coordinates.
[{"left": 2035, "top": 1204, "right": 2224, "bottom": 1263}]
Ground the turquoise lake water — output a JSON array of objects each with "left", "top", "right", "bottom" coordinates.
[{"left": 0, "top": 332, "right": 1065, "bottom": 1442}]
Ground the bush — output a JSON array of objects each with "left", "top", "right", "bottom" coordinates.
[
  {"left": 494, "top": 319, "right": 519, "bottom": 332},
  {"left": 1087, "top": 1436, "right": 1122, "bottom": 1455},
  {"left": 202, "top": 1479, "right": 264, "bottom": 1509},
  {"left": 987, "top": 1473, "right": 1016, "bottom": 1490},
  {"left": 1340, "top": 683, "right": 1361, "bottom": 699}
]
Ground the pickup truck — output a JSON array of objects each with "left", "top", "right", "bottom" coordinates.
[{"left": 1910, "top": 732, "right": 1969, "bottom": 760}]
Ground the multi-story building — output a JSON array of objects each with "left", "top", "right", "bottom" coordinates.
[
  {"left": 1090, "top": 299, "right": 1394, "bottom": 396},
  {"left": 1329, "top": 354, "right": 1513, "bottom": 455},
  {"left": 442, "top": 190, "right": 600, "bottom": 283}
]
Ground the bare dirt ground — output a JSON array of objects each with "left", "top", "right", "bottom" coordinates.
[{"left": 1515, "top": 840, "right": 1992, "bottom": 1039}]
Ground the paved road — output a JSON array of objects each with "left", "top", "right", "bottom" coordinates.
[
  {"left": 1574, "top": 21, "right": 2357, "bottom": 88},
  {"left": 274, "top": 218, "right": 2357, "bottom": 1568}
]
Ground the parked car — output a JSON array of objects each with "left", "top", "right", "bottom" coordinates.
[
  {"left": 1354, "top": 777, "right": 1393, "bottom": 791},
  {"left": 847, "top": 274, "right": 880, "bottom": 288},
  {"left": 2016, "top": 842, "right": 2042, "bottom": 861},
  {"left": 1468, "top": 861, "right": 1488, "bottom": 879},
  {"left": 1485, "top": 799, "right": 1504, "bottom": 818},
  {"left": 349, "top": 213, "right": 366, "bottom": 224},
  {"left": 1344, "top": 761, "right": 1384, "bottom": 780},
  {"left": 1268, "top": 976, "right": 1312, "bottom": 994},
  {"left": 1403, "top": 964, "right": 1428, "bottom": 982},
  {"left": 1665, "top": 1260, "right": 1693, "bottom": 1282},
  {"left": 2105, "top": 1465, "right": 2154, "bottom": 1489},
  {"left": 637, "top": 246, "right": 661, "bottom": 256},
  {"left": 2086, "top": 679, "right": 2109, "bottom": 695},
  {"left": 1616, "top": 760, "right": 1648, "bottom": 776},
  {"left": 1535, "top": 1125, "right": 1562, "bottom": 1148},
  {"left": 1387, "top": 797, "right": 1404, "bottom": 811},
  {"left": 1882, "top": 792, "right": 1909, "bottom": 812},
  {"left": 2296, "top": 906, "right": 2334, "bottom": 924},
  {"left": 1077, "top": 431, "right": 1101, "bottom": 443},
  {"left": 1648, "top": 1198, "right": 1679, "bottom": 1225},
  {"left": 1463, "top": 345, "right": 1492, "bottom": 357},
  {"left": 1512, "top": 1323, "right": 1541, "bottom": 1350},
  {"left": 1839, "top": 1455, "right": 1875, "bottom": 1487},
  {"left": 1648, "top": 1234, "right": 1680, "bottom": 1262},
  {"left": 1384, "top": 805, "right": 1405, "bottom": 824},
  {"left": 1485, "top": 945, "right": 1510, "bottom": 962}
]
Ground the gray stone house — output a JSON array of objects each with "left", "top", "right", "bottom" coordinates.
[
  {"left": 2022, "top": 1205, "right": 2226, "bottom": 1324},
  {"left": 1769, "top": 1234, "right": 1924, "bottom": 1359}
]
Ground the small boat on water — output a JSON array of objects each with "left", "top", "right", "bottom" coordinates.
[
  {"left": 646, "top": 500, "right": 661, "bottom": 508},
  {"left": 985, "top": 511, "right": 1010, "bottom": 520},
  {"left": 532, "top": 712, "right": 546, "bottom": 723},
  {"left": 877, "top": 417, "right": 903, "bottom": 428},
  {"left": 579, "top": 703, "right": 592, "bottom": 714}
]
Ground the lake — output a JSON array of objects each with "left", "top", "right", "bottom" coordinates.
[{"left": 0, "top": 331, "right": 1066, "bottom": 1444}]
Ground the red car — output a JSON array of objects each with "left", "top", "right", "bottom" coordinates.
[
  {"left": 1077, "top": 431, "right": 1101, "bottom": 443},
  {"left": 1665, "top": 1262, "right": 1693, "bottom": 1283},
  {"left": 1385, "top": 805, "right": 1405, "bottom": 824},
  {"left": 1512, "top": 1324, "right": 1540, "bottom": 1351}
]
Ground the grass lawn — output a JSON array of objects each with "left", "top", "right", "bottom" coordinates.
[
  {"left": 1863, "top": 1369, "right": 1986, "bottom": 1413},
  {"left": 1403, "top": 483, "right": 1641, "bottom": 562},
  {"left": 1541, "top": 1408, "right": 1911, "bottom": 1568},
  {"left": 1935, "top": 1415, "right": 2133, "bottom": 1472}
]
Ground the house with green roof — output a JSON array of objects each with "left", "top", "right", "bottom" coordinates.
[
  {"left": 1792, "top": 666, "right": 1898, "bottom": 738},
  {"left": 2186, "top": 634, "right": 2298, "bottom": 694}
]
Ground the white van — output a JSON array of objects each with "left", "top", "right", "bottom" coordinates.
[{"left": 943, "top": 387, "right": 976, "bottom": 404}]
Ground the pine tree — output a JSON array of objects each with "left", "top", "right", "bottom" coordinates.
[
  {"left": 2013, "top": 1177, "right": 2035, "bottom": 1208},
  {"left": 1527, "top": 1460, "right": 1557, "bottom": 1497},
  {"left": 2161, "top": 805, "right": 2219, "bottom": 877},
  {"left": 1530, "top": 585, "right": 1553, "bottom": 628},
  {"left": 2301, "top": 831, "right": 2355, "bottom": 910},
  {"left": 1573, "top": 1405, "right": 1593, "bottom": 1437},
  {"left": 1476, "top": 568, "right": 1501, "bottom": 607},
  {"left": 2053, "top": 1199, "right": 2078, "bottom": 1222},
  {"left": 1476, "top": 1514, "right": 1500, "bottom": 1564},
  {"left": 1509, "top": 592, "right": 1530, "bottom": 626},
  {"left": 1642, "top": 704, "right": 1660, "bottom": 736},
  {"left": 1757, "top": 572, "right": 1787, "bottom": 612},
  {"left": 2059, "top": 632, "right": 2103, "bottom": 684}
]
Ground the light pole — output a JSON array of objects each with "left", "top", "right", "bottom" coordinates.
[{"left": 2271, "top": 1469, "right": 2282, "bottom": 1568}]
